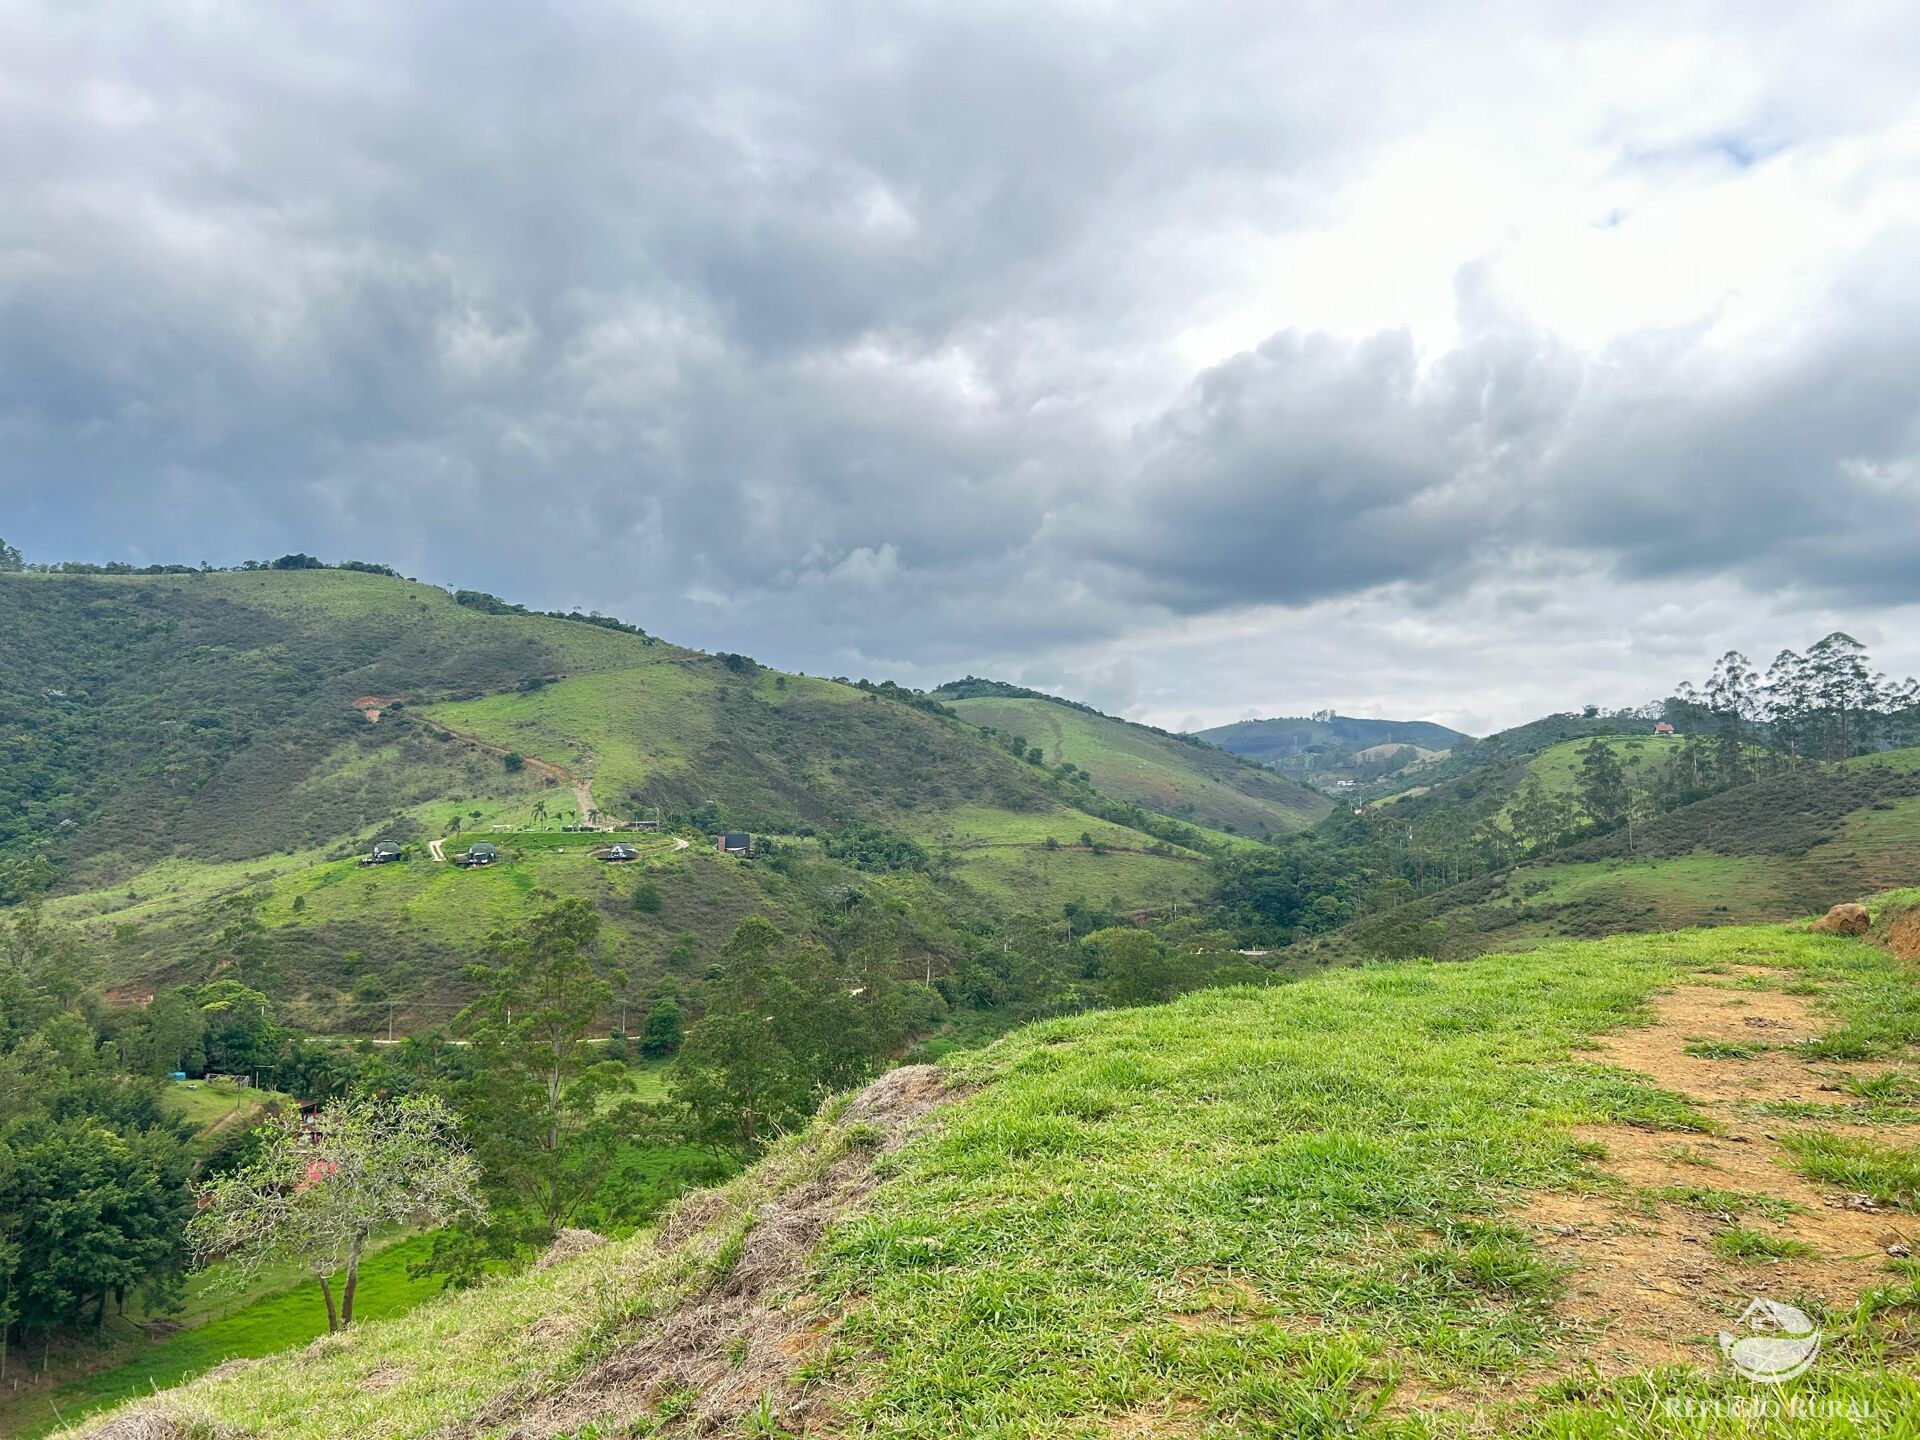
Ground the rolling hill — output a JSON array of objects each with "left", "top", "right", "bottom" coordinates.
[
  {"left": 1197, "top": 712, "right": 1470, "bottom": 764},
  {"left": 930, "top": 680, "right": 1331, "bottom": 838},
  {"left": 1315, "top": 751, "right": 1920, "bottom": 963},
  {"left": 2, "top": 570, "right": 1229, "bottom": 1027}
]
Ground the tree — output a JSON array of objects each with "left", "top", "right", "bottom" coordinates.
[
  {"left": 671, "top": 917, "right": 874, "bottom": 1152},
  {"left": 455, "top": 899, "right": 634, "bottom": 1242},
  {"left": 0, "top": 903, "right": 197, "bottom": 1360},
  {"left": 1704, "top": 650, "right": 1758, "bottom": 783},
  {"left": 641, "top": 996, "right": 685, "bottom": 1057},
  {"left": 188, "top": 1095, "right": 482, "bottom": 1332},
  {"left": 1085, "top": 928, "right": 1176, "bottom": 1006},
  {"left": 0, "top": 537, "right": 22, "bottom": 571},
  {"left": 191, "top": 979, "right": 280, "bottom": 1077},
  {"left": 1805, "top": 632, "right": 1879, "bottom": 761},
  {"left": 1575, "top": 739, "right": 1629, "bottom": 829},
  {"left": 1509, "top": 777, "right": 1561, "bottom": 853}
]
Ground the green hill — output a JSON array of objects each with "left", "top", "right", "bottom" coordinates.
[
  {"left": 1196, "top": 712, "right": 1470, "bottom": 764},
  {"left": 2, "top": 570, "right": 1227, "bottom": 1025},
  {"left": 1318, "top": 753, "right": 1920, "bottom": 962},
  {"left": 73, "top": 918, "right": 1920, "bottom": 1438},
  {"left": 931, "top": 685, "right": 1330, "bottom": 838}
]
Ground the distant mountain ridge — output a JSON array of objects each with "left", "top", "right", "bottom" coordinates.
[
  {"left": 1196, "top": 713, "right": 1472, "bottom": 765},
  {"left": 928, "top": 678, "right": 1331, "bottom": 837}
]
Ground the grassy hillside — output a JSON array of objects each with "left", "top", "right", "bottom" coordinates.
[
  {"left": 430, "top": 664, "right": 1053, "bottom": 832},
  {"left": 1321, "top": 755, "right": 1920, "bottom": 962},
  {"left": 7, "top": 569, "right": 1228, "bottom": 1017},
  {"left": 0, "top": 569, "right": 654, "bottom": 886},
  {"left": 78, "top": 920, "right": 1920, "bottom": 1438},
  {"left": 939, "top": 693, "right": 1329, "bottom": 838}
]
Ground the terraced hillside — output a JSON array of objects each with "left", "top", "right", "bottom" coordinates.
[
  {"left": 933, "top": 688, "right": 1330, "bottom": 838},
  {"left": 79, "top": 918, "right": 1920, "bottom": 1438}
]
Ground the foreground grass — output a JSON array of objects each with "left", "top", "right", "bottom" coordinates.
[
  {"left": 72, "top": 925, "right": 1920, "bottom": 1438},
  {"left": 817, "top": 926, "right": 1920, "bottom": 1438}
]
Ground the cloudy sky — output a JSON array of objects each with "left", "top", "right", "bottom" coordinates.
[{"left": 4, "top": 1, "right": 1918, "bottom": 735}]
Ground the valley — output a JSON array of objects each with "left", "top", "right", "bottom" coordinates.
[{"left": 5, "top": 564, "right": 1920, "bottom": 1438}]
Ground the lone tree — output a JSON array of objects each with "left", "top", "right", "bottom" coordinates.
[{"left": 187, "top": 1095, "right": 483, "bottom": 1332}]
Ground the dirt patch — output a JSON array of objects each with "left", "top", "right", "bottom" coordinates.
[
  {"left": 481, "top": 1064, "right": 959, "bottom": 1438},
  {"left": 1100, "top": 1400, "right": 1204, "bottom": 1437},
  {"left": 1586, "top": 981, "right": 1831, "bottom": 1106},
  {"left": 1883, "top": 906, "right": 1920, "bottom": 963},
  {"left": 1523, "top": 982, "right": 1918, "bottom": 1378}
]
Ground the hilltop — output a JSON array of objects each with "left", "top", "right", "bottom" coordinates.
[
  {"left": 1197, "top": 712, "right": 1470, "bottom": 761},
  {"left": 1198, "top": 712, "right": 1472, "bottom": 793},
  {"left": 929, "top": 678, "right": 1330, "bottom": 838},
  {"left": 74, "top": 911, "right": 1920, "bottom": 1438}
]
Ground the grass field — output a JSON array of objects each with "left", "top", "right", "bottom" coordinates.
[
  {"left": 80, "top": 920, "right": 1920, "bottom": 1438},
  {"left": 159, "top": 1079, "right": 289, "bottom": 1143},
  {"left": 945, "top": 843, "right": 1212, "bottom": 915},
  {"left": 1504, "top": 853, "right": 1796, "bottom": 932},
  {"left": 425, "top": 659, "right": 725, "bottom": 808},
  {"left": 945, "top": 696, "right": 1329, "bottom": 837},
  {"left": 901, "top": 803, "right": 1214, "bottom": 914}
]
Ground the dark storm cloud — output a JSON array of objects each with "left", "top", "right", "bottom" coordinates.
[{"left": 3, "top": 0, "right": 1918, "bottom": 704}]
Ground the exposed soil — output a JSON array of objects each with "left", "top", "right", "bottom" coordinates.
[
  {"left": 351, "top": 695, "right": 400, "bottom": 724},
  {"left": 479, "top": 1064, "right": 959, "bottom": 1438},
  {"left": 1883, "top": 906, "right": 1920, "bottom": 963},
  {"left": 1524, "top": 972, "right": 1917, "bottom": 1378}
]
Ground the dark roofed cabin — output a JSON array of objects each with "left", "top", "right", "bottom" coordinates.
[
  {"left": 359, "top": 840, "right": 404, "bottom": 866},
  {"left": 603, "top": 844, "right": 637, "bottom": 862},
  {"left": 463, "top": 841, "right": 499, "bottom": 867},
  {"left": 716, "top": 833, "right": 752, "bottom": 857}
]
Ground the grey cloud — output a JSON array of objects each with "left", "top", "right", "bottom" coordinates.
[{"left": 2, "top": 0, "right": 1919, "bottom": 720}]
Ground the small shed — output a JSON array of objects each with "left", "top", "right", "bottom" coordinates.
[
  {"left": 1654, "top": 722, "right": 1677, "bottom": 736},
  {"left": 602, "top": 843, "right": 638, "bottom": 863},
  {"left": 717, "top": 833, "right": 752, "bottom": 857},
  {"left": 464, "top": 841, "right": 500, "bottom": 868}
]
